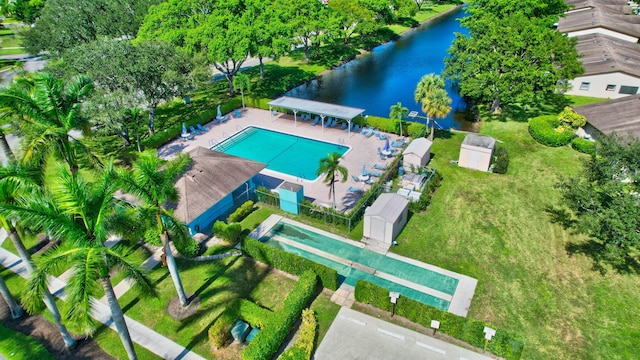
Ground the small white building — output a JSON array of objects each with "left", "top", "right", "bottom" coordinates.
[
  {"left": 402, "top": 137, "right": 432, "bottom": 171},
  {"left": 363, "top": 193, "right": 409, "bottom": 244},
  {"left": 458, "top": 134, "right": 496, "bottom": 172}
]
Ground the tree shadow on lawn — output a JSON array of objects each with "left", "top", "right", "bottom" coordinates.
[
  {"left": 248, "top": 64, "right": 317, "bottom": 99},
  {"left": 566, "top": 240, "right": 640, "bottom": 275},
  {"left": 485, "top": 93, "right": 573, "bottom": 123}
]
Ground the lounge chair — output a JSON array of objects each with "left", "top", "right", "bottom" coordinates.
[
  {"left": 373, "top": 163, "right": 386, "bottom": 170},
  {"left": 391, "top": 140, "right": 405, "bottom": 147},
  {"left": 364, "top": 128, "right": 374, "bottom": 138},
  {"left": 368, "top": 171, "right": 381, "bottom": 177},
  {"left": 218, "top": 115, "right": 229, "bottom": 123},
  {"left": 348, "top": 186, "right": 364, "bottom": 193},
  {"left": 378, "top": 132, "right": 388, "bottom": 140},
  {"left": 310, "top": 117, "right": 320, "bottom": 126},
  {"left": 189, "top": 125, "right": 202, "bottom": 135},
  {"left": 340, "top": 122, "right": 347, "bottom": 130},
  {"left": 360, "top": 126, "right": 368, "bottom": 135},
  {"left": 329, "top": 119, "right": 337, "bottom": 127},
  {"left": 233, "top": 109, "right": 242, "bottom": 118},
  {"left": 352, "top": 175, "right": 360, "bottom": 182},
  {"left": 196, "top": 123, "right": 208, "bottom": 132},
  {"left": 353, "top": 124, "right": 360, "bottom": 132},
  {"left": 272, "top": 109, "right": 278, "bottom": 116}
]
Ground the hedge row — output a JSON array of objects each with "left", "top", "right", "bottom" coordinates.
[
  {"left": 242, "top": 237, "right": 339, "bottom": 290},
  {"left": 142, "top": 98, "right": 242, "bottom": 149},
  {"left": 228, "top": 200, "right": 255, "bottom": 223},
  {"left": 365, "top": 115, "right": 426, "bottom": 138},
  {"left": 212, "top": 221, "right": 243, "bottom": 244},
  {"left": 243, "top": 270, "right": 319, "bottom": 360},
  {"left": 354, "top": 280, "right": 525, "bottom": 360},
  {"left": 277, "top": 308, "right": 317, "bottom": 360},
  {"left": 492, "top": 145, "right": 509, "bottom": 174},
  {"left": 528, "top": 115, "right": 574, "bottom": 147},
  {"left": 571, "top": 137, "right": 596, "bottom": 155}
]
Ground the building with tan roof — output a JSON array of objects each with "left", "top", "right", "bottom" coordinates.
[
  {"left": 564, "top": 33, "right": 640, "bottom": 98},
  {"left": 558, "top": 7, "right": 640, "bottom": 42},
  {"left": 574, "top": 94, "right": 640, "bottom": 138},
  {"left": 168, "top": 146, "right": 267, "bottom": 234}
]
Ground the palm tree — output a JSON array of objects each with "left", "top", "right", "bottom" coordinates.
[
  {"left": 233, "top": 73, "right": 251, "bottom": 109},
  {"left": 0, "top": 72, "right": 99, "bottom": 173},
  {"left": 11, "top": 163, "right": 153, "bottom": 360},
  {"left": 389, "top": 102, "right": 408, "bottom": 138},
  {"left": 414, "top": 73, "right": 450, "bottom": 140},
  {"left": 0, "top": 126, "right": 16, "bottom": 164},
  {"left": 116, "top": 150, "right": 192, "bottom": 306},
  {"left": 317, "top": 152, "right": 348, "bottom": 210},
  {"left": 421, "top": 89, "right": 452, "bottom": 141},
  {"left": 0, "top": 163, "right": 77, "bottom": 348},
  {"left": 0, "top": 274, "right": 23, "bottom": 319}
]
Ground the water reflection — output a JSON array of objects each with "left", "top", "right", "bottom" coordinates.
[{"left": 285, "top": 6, "right": 473, "bottom": 130}]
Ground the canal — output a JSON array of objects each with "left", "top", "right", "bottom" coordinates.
[{"left": 285, "top": 6, "right": 471, "bottom": 130}]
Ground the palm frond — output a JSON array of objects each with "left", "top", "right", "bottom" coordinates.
[{"left": 105, "top": 248, "right": 156, "bottom": 297}]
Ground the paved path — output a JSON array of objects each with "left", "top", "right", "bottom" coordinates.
[
  {"left": 315, "top": 307, "right": 494, "bottom": 360},
  {"left": 0, "top": 230, "right": 205, "bottom": 360}
]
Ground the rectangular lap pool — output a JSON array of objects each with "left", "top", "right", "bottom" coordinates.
[
  {"left": 211, "top": 126, "right": 349, "bottom": 180},
  {"left": 260, "top": 221, "right": 459, "bottom": 311}
]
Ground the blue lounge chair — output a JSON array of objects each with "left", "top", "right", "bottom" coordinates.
[
  {"left": 352, "top": 175, "right": 360, "bottom": 182},
  {"left": 310, "top": 117, "right": 320, "bottom": 126},
  {"left": 391, "top": 140, "right": 405, "bottom": 147},
  {"left": 373, "top": 163, "right": 386, "bottom": 170},
  {"left": 348, "top": 186, "right": 363, "bottom": 193},
  {"left": 189, "top": 125, "right": 202, "bottom": 135},
  {"left": 340, "top": 122, "right": 347, "bottom": 130},
  {"left": 196, "top": 123, "right": 208, "bottom": 132},
  {"left": 364, "top": 128, "right": 374, "bottom": 138},
  {"left": 233, "top": 109, "right": 242, "bottom": 118},
  {"left": 368, "top": 171, "right": 381, "bottom": 177},
  {"left": 218, "top": 115, "right": 229, "bottom": 123},
  {"left": 353, "top": 124, "right": 360, "bottom": 132},
  {"left": 360, "top": 126, "right": 368, "bottom": 135}
]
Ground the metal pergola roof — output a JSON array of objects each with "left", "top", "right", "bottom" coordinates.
[{"left": 268, "top": 96, "right": 365, "bottom": 120}]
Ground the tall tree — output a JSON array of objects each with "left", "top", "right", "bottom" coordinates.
[
  {"left": 22, "top": 0, "right": 161, "bottom": 55},
  {"left": 138, "top": 0, "right": 250, "bottom": 94},
  {"left": 557, "top": 135, "right": 640, "bottom": 268},
  {"left": 414, "top": 74, "right": 450, "bottom": 140},
  {"left": 0, "top": 163, "right": 77, "bottom": 348},
  {"left": 0, "top": 274, "right": 23, "bottom": 319},
  {"left": 12, "top": 164, "right": 153, "bottom": 360},
  {"left": 421, "top": 89, "right": 451, "bottom": 140},
  {"left": 445, "top": 8, "right": 582, "bottom": 112},
  {"left": 278, "top": 0, "right": 334, "bottom": 61},
  {"left": 389, "top": 102, "right": 408, "bottom": 138},
  {"left": 329, "top": 0, "right": 377, "bottom": 45},
  {"left": 233, "top": 73, "right": 251, "bottom": 109},
  {"left": 246, "top": 0, "right": 291, "bottom": 78},
  {"left": 317, "top": 152, "right": 348, "bottom": 210},
  {"left": 0, "top": 72, "right": 99, "bottom": 173},
  {"left": 116, "top": 150, "right": 193, "bottom": 306}
]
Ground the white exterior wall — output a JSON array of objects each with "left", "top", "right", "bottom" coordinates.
[
  {"left": 566, "top": 28, "right": 639, "bottom": 42},
  {"left": 566, "top": 72, "right": 640, "bottom": 99},
  {"left": 458, "top": 145, "right": 493, "bottom": 172}
]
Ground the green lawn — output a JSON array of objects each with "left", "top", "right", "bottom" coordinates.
[
  {"left": 392, "top": 121, "right": 640, "bottom": 359},
  {"left": 0, "top": 324, "right": 55, "bottom": 360}
]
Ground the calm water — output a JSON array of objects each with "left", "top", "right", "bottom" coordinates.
[
  {"left": 211, "top": 126, "right": 348, "bottom": 180},
  {"left": 285, "top": 6, "right": 471, "bottom": 130}
]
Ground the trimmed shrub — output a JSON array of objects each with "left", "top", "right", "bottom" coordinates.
[
  {"left": 492, "top": 145, "right": 509, "bottom": 174},
  {"left": 354, "top": 280, "right": 525, "bottom": 360},
  {"left": 277, "top": 347, "right": 307, "bottom": 360},
  {"left": 243, "top": 271, "right": 318, "bottom": 360},
  {"left": 212, "top": 221, "right": 243, "bottom": 244},
  {"left": 236, "top": 299, "right": 273, "bottom": 328},
  {"left": 406, "top": 122, "right": 426, "bottom": 138},
  {"left": 571, "top": 137, "right": 596, "bottom": 155},
  {"left": 208, "top": 310, "right": 236, "bottom": 349},
  {"left": 558, "top": 106, "right": 586, "bottom": 129},
  {"left": 408, "top": 170, "right": 442, "bottom": 213},
  {"left": 242, "top": 237, "right": 338, "bottom": 290},
  {"left": 528, "top": 115, "right": 573, "bottom": 147},
  {"left": 227, "top": 200, "right": 255, "bottom": 223}
]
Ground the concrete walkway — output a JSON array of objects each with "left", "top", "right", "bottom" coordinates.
[
  {"left": 315, "top": 307, "right": 494, "bottom": 360},
  {"left": 0, "top": 230, "right": 206, "bottom": 360}
]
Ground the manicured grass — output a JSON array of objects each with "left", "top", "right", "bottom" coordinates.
[
  {"left": 0, "top": 323, "right": 55, "bottom": 360},
  {"left": 392, "top": 121, "right": 640, "bottom": 359}
]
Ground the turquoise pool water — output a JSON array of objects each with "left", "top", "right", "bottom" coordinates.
[
  {"left": 211, "top": 126, "right": 349, "bottom": 180},
  {"left": 260, "top": 221, "right": 459, "bottom": 311}
]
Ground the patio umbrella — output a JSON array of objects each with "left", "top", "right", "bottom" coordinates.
[
  {"left": 361, "top": 164, "right": 367, "bottom": 176},
  {"left": 384, "top": 137, "right": 390, "bottom": 152},
  {"left": 182, "top": 122, "right": 187, "bottom": 135},
  {"left": 217, "top": 105, "right": 222, "bottom": 118}
]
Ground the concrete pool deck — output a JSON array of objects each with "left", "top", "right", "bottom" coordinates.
[
  {"left": 157, "top": 107, "right": 399, "bottom": 212},
  {"left": 251, "top": 215, "right": 478, "bottom": 317}
]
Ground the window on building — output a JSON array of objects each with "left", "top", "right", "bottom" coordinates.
[
  {"left": 606, "top": 84, "right": 616, "bottom": 91},
  {"left": 619, "top": 85, "right": 639, "bottom": 95},
  {"left": 580, "top": 82, "right": 590, "bottom": 91}
]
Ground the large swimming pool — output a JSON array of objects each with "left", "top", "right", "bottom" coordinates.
[
  {"left": 260, "top": 221, "right": 459, "bottom": 311},
  {"left": 211, "top": 126, "right": 349, "bottom": 180}
]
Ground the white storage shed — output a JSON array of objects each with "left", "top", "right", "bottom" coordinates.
[
  {"left": 402, "top": 137, "right": 432, "bottom": 171},
  {"left": 458, "top": 134, "right": 496, "bottom": 172},
  {"left": 363, "top": 193, "right": 409, "bottom": 244}
]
